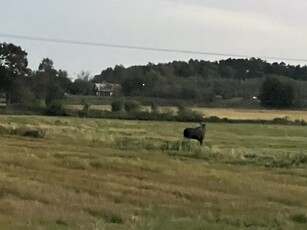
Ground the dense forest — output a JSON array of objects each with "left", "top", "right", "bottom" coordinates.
[{"left": 1, "top": 42, "right": 307, "bottom": 110}]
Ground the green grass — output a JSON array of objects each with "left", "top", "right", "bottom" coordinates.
[{"left": 0, "top": 115, "right": 306, "bottom": 229}]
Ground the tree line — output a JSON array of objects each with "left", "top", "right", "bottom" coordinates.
[
  {"left": 1, "top": 42, "right": 307, "bottom": 110},
  {"left": 0, "top": 43, "right": 92, "bottom": 110},
  {"left": 93, "top": 58, "right": 307, "bottom": 108}
]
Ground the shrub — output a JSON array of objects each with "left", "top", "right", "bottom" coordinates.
[
  {"left": 176, "top": 105, "right": 204, "bottom": 122},
  {"left": 111, "top": 99, "right": 124, "bottom": 112},
  {"left": 124, "top": 100, "right": 141, "bottom": 112},
  {"left": 45, "top": 101, "right": 66, "bottom": 116}
]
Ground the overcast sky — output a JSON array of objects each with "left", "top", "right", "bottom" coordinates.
[{"left": 1, "top": 0, "right": 307, "bottom": 78}]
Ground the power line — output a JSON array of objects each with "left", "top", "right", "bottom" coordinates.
[{"left": 1, "top": 33, "right": 307, "bottom": 63}]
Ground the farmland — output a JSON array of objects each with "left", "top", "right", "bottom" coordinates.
[{"left": 0, "top": 115, "right": 307, "bottom": 229}]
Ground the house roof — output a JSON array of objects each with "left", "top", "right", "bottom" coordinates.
[{"left": 94, "top": 81, "right": 121, "bottom": 92}]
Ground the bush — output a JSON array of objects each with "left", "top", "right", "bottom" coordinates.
[
  {"left": 111, "top": 98, "right": 142, "bottom": 115},
  {"left": 124, "top": 100, "right": 141, "bottom": 112},
  {"left": 176, "top": 105, "right": 204, "bottom": 122},
  {"left": 111, "top": 99, "right": 124, "bottom": 112},
  {"left": 45, "top": 101, "right": 66, "bottom": 116}
]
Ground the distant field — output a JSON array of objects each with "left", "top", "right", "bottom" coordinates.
[
  {"left": 195, "top": 108, "right": 307, "bottom": 121},
  {"left": 68, "top": 104, "right": 307, "bottom": 121},
  {"left": 0, "top": 116, "right": 306, "bottom": 229}
]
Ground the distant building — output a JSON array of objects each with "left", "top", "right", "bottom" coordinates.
[{"left": 94, "top": 81, "right": 121, "bottom": 96}]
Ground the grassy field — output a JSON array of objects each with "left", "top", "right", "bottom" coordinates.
[{"left": 0, "top": 115, "right": 307, "bottom": 229}]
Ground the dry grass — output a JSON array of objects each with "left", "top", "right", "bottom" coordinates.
[
  {"left": 0, "top": 116, "right": 306, "bottom": 229},
  {"left": 195, "top": 108, "right": 307, "bottom": 121}
]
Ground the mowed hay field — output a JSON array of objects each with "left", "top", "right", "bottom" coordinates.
[
  {"left": 196, "top": 108, "right": 307, "bottom": 121},
  {"left": 0, "top": 116, "right": 307, "bottom": 229}
]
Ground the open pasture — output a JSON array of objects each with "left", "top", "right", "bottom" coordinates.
[{"left": 0, "top": 116, "right": 306, "bottom": 229}]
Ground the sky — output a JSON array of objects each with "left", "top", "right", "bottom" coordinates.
[{"left": 1, "top": 0, "right": 307, "bottom": 78}]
